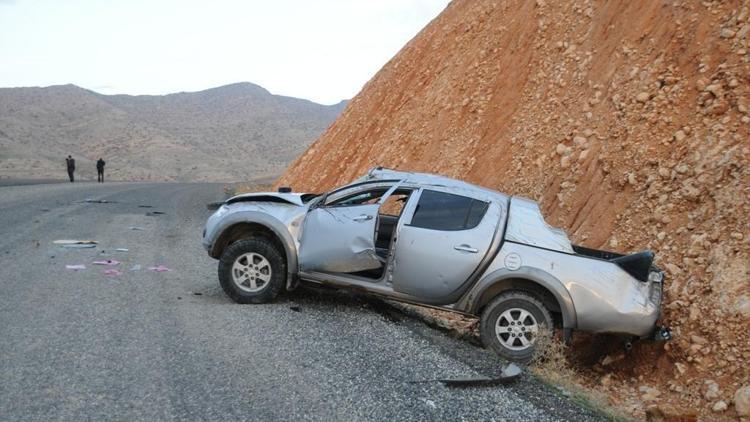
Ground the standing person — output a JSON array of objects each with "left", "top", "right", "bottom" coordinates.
[
  {"left": 65, "top": 155, "right": 75, "bottom": 182},
  {"left": 96, "top": 158, "right": 106, "bottom": 183}
]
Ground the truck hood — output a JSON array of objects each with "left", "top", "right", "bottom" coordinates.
[{"left": 225, "top": 192, "right": 316, "bottom": 207}]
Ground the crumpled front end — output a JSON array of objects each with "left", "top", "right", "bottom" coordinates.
[
  {"left": 201, "top": 196, "right": 308, "bottom": 259},
  {"left": 203, "top": 204, "right": 231, "bottom": 253}
]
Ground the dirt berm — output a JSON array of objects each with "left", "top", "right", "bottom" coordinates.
[{"left": 279, "top": 1, "right": 750, "bottom": 419}]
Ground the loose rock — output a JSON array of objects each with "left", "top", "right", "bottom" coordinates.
[{"left": 735, "top": 385, "right": 750, "bottom": 417}]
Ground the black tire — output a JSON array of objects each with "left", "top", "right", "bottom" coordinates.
[
  {"left": 218, "top": 237, "right": 286, "bottom": 304},
  {"left": 480, "top": 291, "right": 554, "bottom": 363}
]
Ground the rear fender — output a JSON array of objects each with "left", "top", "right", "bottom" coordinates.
[{"left": 457, "top": 267, "right": 577, "bottom": 329}]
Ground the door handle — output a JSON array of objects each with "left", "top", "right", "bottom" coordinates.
[
  {"left": 454, "top": 244, "right": 478, "bottom": 253},
  {"left": 353, "top": 214, "right": 373, "bottom": 222}
]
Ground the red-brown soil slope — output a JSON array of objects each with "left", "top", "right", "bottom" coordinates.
[{"left": 279, "top": 0, "right": 749, "bottom": 418}]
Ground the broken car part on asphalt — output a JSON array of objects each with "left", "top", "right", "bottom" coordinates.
[
  {"left": 202, "top": 167, "right": 669, "bottom": 362},
  {"left": 92, "top": 259, "right": 120, "bottom": 266},
  {"left": 410, "top": 363, "right": 522, "bottom": 387},
  {"left": 55, "top": 240, "right": 98, "bottom": 249},
  {"left": 62, "top": 244, "right": 97, "bottom": 249},
  {"left": 54, "top": 240, "right": 98, "bottom": 245}
]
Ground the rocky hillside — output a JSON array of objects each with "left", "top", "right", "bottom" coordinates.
[
  {"left": 279, "top": 0, "right": 750, "bottom": 418},
  {"left": 0, "top": 83, "right": 345, "bottom": 181}
]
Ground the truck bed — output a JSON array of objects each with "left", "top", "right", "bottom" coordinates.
[{"left": 572, "top": 245, "right": 657, "bottom": 282}]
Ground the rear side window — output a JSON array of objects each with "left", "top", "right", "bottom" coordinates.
[{"left": 409, "top": 190, "right": 489, "bottom": 231}]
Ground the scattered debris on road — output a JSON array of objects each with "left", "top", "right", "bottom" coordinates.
[
  {"left": 115, "top": 248, "right": 129, "bottom": 252},
  {"left": 103, "top": 269, "right": 123, "bottom": 277},
  {"left": 129, "top": 226, "right": 145, "bottom": 231},
  {"left": 193, "top": 292, "right": 202, "bottom": 296},
  {"left": 289, "top": 305, "right": 301, "bottom": 312},
  {"left": 54, "top": 240, "right": 98, "bottom": 245},
  {"left": 65, "top": 264, "right": 86, "bottom": 270},
  {"left": 146, "top": 211, "right": 165, "bottom": 216},
  {"left": 148, "top": 265, "right": 171, "bottom": 272},
  {"left": 138, "top": 205, "right": 153, "bottom": 208},
  {"left": 93, "top": 259, "right": 120, "bottom": 266},
  {"left": 63, "top": 244, "right": 97, "bottom": 249},
  {"left": 82, "top": 198, "right": 114, "bottom": 204},
  {"left": 130, "top": 264, "right": 142, "bottom": 271}
]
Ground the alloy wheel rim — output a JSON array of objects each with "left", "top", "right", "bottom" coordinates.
[
  {"left": 495, "top": 307, "right": 539, "bottom": 351},
  {"left": 232, "top": 252, "right": 272, "bottom": 293}
]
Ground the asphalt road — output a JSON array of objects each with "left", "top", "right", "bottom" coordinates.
[{"left": 0, "top": 182, "right": 605, "bottom": 421}]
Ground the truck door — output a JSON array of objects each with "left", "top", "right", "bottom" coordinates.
[
  {"left": 298, "top": 183, "right": 398, "bottom": 273},
  {"left": 390, "top": 188, "right": 500, "bottom": 301}
]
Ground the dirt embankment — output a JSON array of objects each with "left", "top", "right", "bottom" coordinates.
[{"left": 279, "top": 0, "right": 750, "bottom": 419}]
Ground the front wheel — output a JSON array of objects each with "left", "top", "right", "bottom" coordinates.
[
  {"left": 218, "top": 238, "right": 285, "bottom": 304},
  {"left": 480, "top": 291, "right": 553, "bottom": 363}
]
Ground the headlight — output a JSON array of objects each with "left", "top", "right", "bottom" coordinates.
[{"left": 648, "top": 271, "right": 664, "bottom": 283}]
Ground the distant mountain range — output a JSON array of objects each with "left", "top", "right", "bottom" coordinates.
[{"left": 0, "top": 83, "right": 346, "bottom": 181}]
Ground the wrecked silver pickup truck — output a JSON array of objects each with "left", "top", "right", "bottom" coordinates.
[{"left": 203, "top": 168, "right": 669, "bottom": 361}]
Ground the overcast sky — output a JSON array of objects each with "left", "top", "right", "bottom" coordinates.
[{"left": 0, "top": 0, "right": 449, "bottom": 104}]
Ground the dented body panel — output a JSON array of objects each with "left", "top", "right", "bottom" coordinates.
[
  {"left": 391, "top": 193, "right": 504, "bottom": 301},
  {"left": 299, "top": 204, "right": 382, "bottom": 272},
  {"left": 202, "top": 168, "right": 665, "bottom": 339}
]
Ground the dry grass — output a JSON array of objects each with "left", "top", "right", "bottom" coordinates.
[{"left": 530, "top": 329, "right": 630, "bottom": 421}]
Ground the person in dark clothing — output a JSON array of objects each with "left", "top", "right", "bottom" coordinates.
[
  {"left": 96, "top": 158, "right": 105, "bottom": 183},
  {"left": 65, "top": 155, "right": 75, "bottom": 182}
]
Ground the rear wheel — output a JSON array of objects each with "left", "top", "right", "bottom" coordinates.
[
  {"left": 218, "top": 238, "right": 285, "bottom": 304},
  {"left": 480, "top": 291, "right": 553, "bottom": 363}
]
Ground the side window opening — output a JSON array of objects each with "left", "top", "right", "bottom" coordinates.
[
  {"left": 378, "top": 190, "right": 410, "bottom": 217},
  {"left": 374, "top": 189, "right": 414, "bottom": 253},
  {"left": 409, "top": 189, "right": 488, "bottom": 231}
]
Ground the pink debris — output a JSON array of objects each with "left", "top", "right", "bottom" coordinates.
[
  {"left": 65, "top": 264, "right": 86, "bottom": 270},
  {"left": 148, "top": 265, "right": 171, "bottom": 272},
  {"left": 92, "top": 260, "right": 120, "bottom": 266},
  {"left": 103, "top": 269, "right": 123, "bottom": 277}
]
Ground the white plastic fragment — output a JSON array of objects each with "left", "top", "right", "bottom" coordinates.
[
  {"left": 54, "top": 240, "right": 98, "bottom": 245},
  {"left": 63, "top": 244, "right": 96, "bottom": 249}
]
